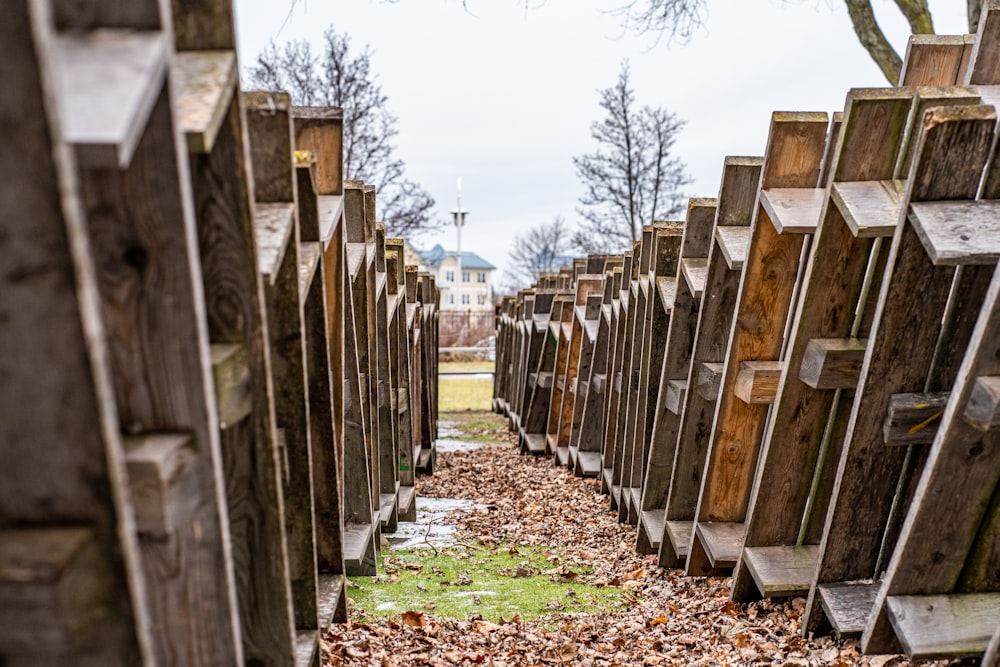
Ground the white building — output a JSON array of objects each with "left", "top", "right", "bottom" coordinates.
[{"left": 419, "top": 244, "right": 496, "bottom": 312}]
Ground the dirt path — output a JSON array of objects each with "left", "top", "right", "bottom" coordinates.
[{"left": 322, "top": 413, "right": 963, "bottom": 666}]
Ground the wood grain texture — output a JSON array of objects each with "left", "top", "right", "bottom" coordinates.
[
  {"left": 245, "top": 91, "right": 296, "bottom": 203},
  {"left": 818, "top": 582, "right": 880, "bottom": 638},
  {"left": 732, "top": 89, "right": 915, "bottom": 604},
  {"left": 642, "top": 200, "right": 717, "bottom": 519},
  {"left": 693, "top": 112, "right": 826, "bottom": 545},
  {"left": 901, "top": 34, "right": 969, "bottom": 86},
  {"left": 760, "top": 188, "right": 824, "bottom": 234},
  {"left": 714, "top": 226, "right": 752, "bottom": 270},
  {"left": 965, "top": 375, "right": 1000, "bottom": 430},
  {"left": 661, "top": 157, "right": 761, "bottom": 572},
  {"left": 743, "top": 545, "right": 819, "bottom": 597},
  {"left": 883, "top": 391, "right": 950, "bottom": 445},
  {"left": 632, "top": 229, "right": 684, "bottom": 534},
  {"left": 189, "top": 92, "right": 296, "bottom": 666},
  {"left": 52, "top": 30, "right": 168, "bottom": 168},
  {"left": 862, "top": 267, "right": 1000, "bottom": 653},
  {"left": 81, "top": 87, "right": 243, "bottom": 665},
  {"left": 293, "top": 108, "right": 344, "bottom": 195},
  {"left": 886, "top": 593, "right": 1000, "bottom": 660},
  {"left": 819, "top": 105, "right": 996, "bottom": 647},
  {"left": 832, "top": 180, "right": 906, "bottom": 239},
  {"left": 0, "top": 8, "right": 153, "bottom": 659},
  {"left": 966, "top": 0, "right": 1000, "bottom": 85},
  {"left": 798, "top": 337, "right": 867, "bottom": 389},
  {"left": 172, "top": 51, "right": 236, "bottom": 154},
  {"left": 734, "top": 361, "right": 783, "bottom": 405},
  {"left": 909, "top": 200, "right": 1000, "bottom": 265},
  {"left": 681, "top": 258, "right": 708, "bottom": 300},
  {"left": 171, "top": 0, "right": 237, "bottom": 50},
  {"left": 124, "top": 433, "right": 194, "bottom": 538}
]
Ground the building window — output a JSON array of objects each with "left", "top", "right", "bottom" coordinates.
[
  {"left": 445, "top": 270, "right": 455, "bottom": 283},
  {"left": 462, "top": 294, "right": 470, "bottom": 305},
  {"left": 462, "top": 271, "right": 470, "bottom": 283},
  {"left": 478, "top": 294, "right": 486, "bottom": 305},
  {"left": 448, "top": 294, "right": 454, "bottom": 305},
  {"left": 477, "top": 272, "right": 486, "bottom": 283}
]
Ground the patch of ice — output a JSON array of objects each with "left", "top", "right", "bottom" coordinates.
[
  {"left": 384, "top": 496, "right": 488, "bottom": 550},
  {"left": 436, "top": 438, "right": 487, "bottom": 453}
]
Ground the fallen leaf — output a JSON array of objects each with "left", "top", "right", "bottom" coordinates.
[{"left": 401, "top": 610, "right": 428, "bottom": 627}]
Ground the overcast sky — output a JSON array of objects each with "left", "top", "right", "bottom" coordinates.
[{"left": 232, "top": 0, "right": 968, "bottom": 283}]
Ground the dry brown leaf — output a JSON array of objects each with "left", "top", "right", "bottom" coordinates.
[{"left": 401, "top": 610, "right": 428, "bottom": 627}]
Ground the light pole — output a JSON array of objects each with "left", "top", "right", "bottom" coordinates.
[{"left": 451, "top": 177, "right": 467, "bottom": 307}]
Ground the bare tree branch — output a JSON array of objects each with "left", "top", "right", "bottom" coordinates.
[
  {"left": 573, "top": 61, "right": 690, "bottom": 255},
  {"left": 502, "top": 216, "right": 573, "bottom": 290},
  {"left": 245, "top": 27, "right": 441, "bottom": 239},
  {"left": 844, "top": 0, "right": 902, "bottom": 84}
]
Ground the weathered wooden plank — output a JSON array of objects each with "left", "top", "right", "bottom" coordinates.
[
  {"left": 681, "top": 258, "right": 708, "bottom": 300},
  {"left": 733, "top": 89, "right": 916, "bottom": 605},
  {"left": 210, "top": 344, "right": 252, "bottom": 429},
  {"left": 254, "top": 202, "right": 295, "bottom": 284},
  {"left": 51, "top": 30, "right": 168, "bottom": 167},
  {"left": 641, "top": 199, "right": 716, "bottom": 535},
  {"left": 172, "top": 51, "right": 237, "bottom": 153},
  {"left": 1, "top": 11, "right": 154, "bottom": 659},
  {"left": 695, "top": 522, "right": 745, "bottom": 568},
  {"left": 125, "top": 433, "right": 194, "bottom": 538},
  {"left": 715, "top": 226, "right": 752, "bottom": 270},
  {"left": 657, "top": 276, "right": 677, "bottom": 312},
  {"left": 299, "top": 242, "right": 321, "bottom": 301},
  {"left": 965, "top": 375, "right": 1000, "bottom": 430},
  {"left": 188, "top": 89, "right": 298, "bottom": 664},
  {"left": 0, "top": 528, "right": 115, "bottom": 653},
  {"left": 831, "top": 180, "right": 906, "bottom": 238},
  {"left": 819, "top": 582, "right": 880, "bottom": 639},
  {"left": 798, "top": 337, "right": 867, "bottom": 389},
  {"left": 696, "top": 362, "right": 724, "bottom": 401},
  {"left": 742, "top": 545, "right": 819, "bottom": 598},
  {"left": 293, "top": 107, "right": 344, "bottom": 195},
  {"left": 901, "top": 34, "right": 970, "bottom": 86},
  {"left": 734, "top": 361, "right": 783, "bottom": 405},
  {"left": 663, "top": 158, "right": 761, "bottom": 573},
  {"left": 760, "top": 188, "right": 824, "bottom": 234},
  {"left": 909, "top": 200, "right": 1000, "bottom": 265},
  {"left": 665, "top": 521, "right": 693, "bottom": 562},
  {"left": 887, "top": 594, "right": 1000, "bottom": 660},
  {"left": 819, "top": 105, "right": 997, "bottom": 644},
  {"left": 966, "top": 0, "right": 1000, "bottom": 85},
  {"left": 80, "top": 85, "right": 244, "bottom": 663},
  {"left": 665, "top": 379, "right": 688, "bottom": 414},
  {"left": 691, "top": 112, "right": 827, "bottom": 578},
  {"left": 883, "top": 391, "right": 950, "bottom": 445}
]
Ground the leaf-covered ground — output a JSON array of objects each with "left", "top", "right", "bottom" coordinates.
[{"left": 323, "top": 413, "right": 968, "bottom": 666}]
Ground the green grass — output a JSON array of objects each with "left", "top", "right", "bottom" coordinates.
[
  {"left": 439, "top": 411, "right": 508, "bottom": 442},
  {"left": 438, "top": 376, "right": 494, "bottom": 412},
  {"left": 439, "top": 360, "right": 495, "bottom": 373},
  {"left": 348, "top": 545, "right": 629, "bottom": 622}
]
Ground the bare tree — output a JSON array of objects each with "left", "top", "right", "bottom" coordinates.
[
  {"left": 247, "top": 27, "right": 439, "bottom": 239},
  {"left": 572, "top": 61, "right": 690, "bottom": 255},
  {"left": 613, "top": 0, "right": 984, "bottom": 85},
  {"left": 502, "top": 216, "right": 574, "bottom": 290}
]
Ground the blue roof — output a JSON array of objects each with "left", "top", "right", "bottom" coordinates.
[{"left": 420, "top": 244, "right": 496, "bottom": 270}]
